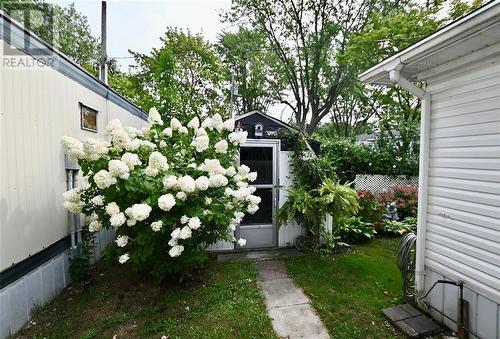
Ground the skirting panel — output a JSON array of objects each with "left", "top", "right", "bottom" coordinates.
[{"left": 421, "top": 267, "right": 500, "bottom": 339}]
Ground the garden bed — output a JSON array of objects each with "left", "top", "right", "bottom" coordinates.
[
  {"left": 286, "top": 237, "right": 404, "bottom": 338},
  {"left": 14, "top": 259, "right": 276, "bottom": 339}
]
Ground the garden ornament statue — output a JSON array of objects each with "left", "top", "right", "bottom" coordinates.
[{"left": 382, "top": 202, "right": 399, "bottom": 221}]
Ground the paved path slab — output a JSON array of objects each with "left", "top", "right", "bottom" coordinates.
[{"left": 255, "top": 260, "right": 330, "bottom": 339}]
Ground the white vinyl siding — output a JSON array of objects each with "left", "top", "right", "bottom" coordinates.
[
  {"left": 0, "top": 47, "right": 147, "bottom": 271},
  {"left": 425, "top": 60, "right": 500, "bottom": 305}
]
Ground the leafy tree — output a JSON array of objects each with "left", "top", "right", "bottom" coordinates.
[
  {"left": 225, "top": 0, "right": 406, "bottom": 134},
  {"left": 217, "top": 28, "right": 285, "bottom": 114},
  {"left": 129, "top": 28, "right": 226, "bottom": 120},
  {"left": 339, "top": 5, "right": 442, "bottom": 166}
]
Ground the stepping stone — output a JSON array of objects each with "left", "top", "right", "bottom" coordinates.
[
  {"left": 255, "top": 260, "right": 330, "bottom": 339},
  {"left": 383, "top": 304, "right": 443, "bottom": 338},
  {"left": 269, "top": 303, "right": 330, "bottom": 339}
]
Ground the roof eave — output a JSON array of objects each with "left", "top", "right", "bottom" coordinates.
[{"left": 359, "top": 0, "right": 500, "bottom": 85}]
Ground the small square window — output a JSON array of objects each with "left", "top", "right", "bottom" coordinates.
[{"left": 80, "top": 103, "right": 98, "bottom": 132}]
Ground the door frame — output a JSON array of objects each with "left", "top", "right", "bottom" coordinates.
[{"left": 236, "top": 139, "right": 280, "bottom": 249}]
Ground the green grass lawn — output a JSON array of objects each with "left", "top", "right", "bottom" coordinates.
[
  {"left": 286, "top": 237, "right": 404, "bottom": 339},
  {"left": 14, "top": 260, "right": 276, "bottom": 339}
]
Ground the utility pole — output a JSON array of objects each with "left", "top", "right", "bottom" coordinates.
[{"left": 100, "top": 1, "right": 108, "bottom": 84}]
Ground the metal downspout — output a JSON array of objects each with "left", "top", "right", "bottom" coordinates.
[
  {"left": 66, "top": 170, "right": 76, "bottom": 250},
  {"left": 389, "top": 67, "right": 430, "bottom": 293}
]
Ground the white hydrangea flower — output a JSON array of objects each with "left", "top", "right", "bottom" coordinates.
[
  {"left": 204, "top": 197, "right": 212, "bottom": 205},
  {"left": 188, "top": 217, "right": 201, "bottom": 230},
  {"left": 249, "top": 186, "right": 256, "bottom": 193},
  {"left": 237, "top": 238, "right": 247, "bottom": 247},
  {"left": 191, "top": 134, "right": 210, "bottom": 152},
  {"left": 91, "top": 195, "right": 104, "bottom": 206},
  {"left": 61, "top": 136, "right": 84, "bottom": 160},
  {"left": 187, "top": 117, "right": 200, "bottom": 129},
  {"left": 121, "top": 153, "right": 141, "bottom": 170},
  {"left": 105, "top": 119, "right": 123, "bottom": 135},
  {"left": 118, "top": 253, "right": 129, "bottom": 264},
  {"left": 162, "top": 127, "right": 173, "bottom": 137},
  {"left": 158, "top": 193, "right": 176, "bottom": 211},
  {"left": 163, "top": 175, "right": 178, "bottom": 189},
  {"left": 83, "top": 138, "right": 109, "bottom": 161},
  {"left": 63, "top": 187, "right": 81, "bottom": 203},
  {"left": 196, "top": 127, "right": 207, "bottom": 136},
  {"left": 125, "top": 126, "right": 139, "bottom": 138},
  {"left": 170, "top": 117, "right": 183, "bottom": 130},
  {"left": 225, "top": 202, "right": 234, "bottom": 210},
  {"left": 159, "top": 140, "right": 167, "bottom": 148},
  {"left": 168, "top": 238, "right": 177, "bottom": 246},
  {"left": 237, "top": 181, "right": 248, "bottom": 188},
  {"left": 105, "top": 202, "right": 120, "bottom": 216},
  {"left": 201, "top": 117, "right": 213, "bottom": 130},
  {"left": 247, "top": 195, "right": 261, "bottom": 205},
  {"left": 225, "top": 166, "right": 236, "bottom": 177},
  {"left": 211, "top": 113, "right": 224, "bottom": 132},
  {"left": 115, "top": 235, "right": 128, "bottom": 247},
  {"left": 89, "top": 220, "right": 102, "bottom": 232},
  {"left": 232, "top": 187, "right": 252, "bottom": 201},
  {"left": 139, "top": 140, "right": 156, "bottom": 150},
  {"left": 108, "top": 159, "right": 130, "bottom": 179},
  {"left": 178, "top": 175, "right": 196, "bottom": 193},
  {"left": 214, "top": 140, "right": 228, "bottom": 154},
  {"left": 224, "top": 187, "right": 234, "bottom": 196},
  {"left": 209, "top": 174, "right": 228, "bottom": 188},
  {"left": 222, "top": 118, "right": 235, "bottom": 131},
  {"left": 176, "top": 191, "right": 187, "bottom": 201},
  {"left": 151, "top": 220, "right": 163, "bottom": 232},
  {"left": 178, "top": 126, "right": 188, "bottom": 134},
  {"left": 247, "top": 204, "right": 259, "bottom": 214},
  {"left": 229, "top": 131, "right": 248, "bottom": 145},
  {"left": 238, "top": 165, "right": 251, "bottom": 175},
  {"left": 195, "top": 176, "right": 209, "bottom": 191},
  {"left": 144, "top": 166, "right": 159, "bottom": 177},
  {"left": 179, "top": 226, "right": 192, "bottom": 240},
  {"left": 247, "top": 172, "right": 257, "bottom": 182},
  {"left": 94, "top": 170, "right": 117, "bottom": 189},
  {"left": 200, "top": 159, "right": 225, "bottom": 175},
  {"left": 234, "top": 211, "right": 245, "bottom": 220},
  {"left": 169, "top": 245, "right": 184, "bottom": 257},
  {"left": 110, "top": 212, "right": 126, "bottom": 228},
  {"left": 63, "top": 201, "right": 83, "bottom": 214},
  {"left": 233, "top": 174, "right": 243, "bottom": 183},
  {"left": 125, "top": 204, "right": 152, "bottom": 221},
  {"left": 127, "top": 219, "right": 137, "bottom": 226},
  {"left": 148, "top": 107, "right": 163, "bottom": 125},
  {"left": 180, "top": 215, "right": 189, "bottom": 224},
  {"left": 148, "top": 151, "right": 169, "bottom": 171},
  {"left": 171, "top": 227, "right": 181, "bottom": 239}
]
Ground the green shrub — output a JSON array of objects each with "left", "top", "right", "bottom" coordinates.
[
  {"left": 356, "top": 190, "right": 385, "bottom": 231},
  {"left": 378, "top": 184, "right": 418, "bottom": 219},
  {"left": 383, "top": 217, "right": 417, "bottom": 235},
  {"left": 336, "top": 217, "right": 377, "bottom": 244}
]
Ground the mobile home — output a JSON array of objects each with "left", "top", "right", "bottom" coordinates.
[
  {"left": 0, "top": 12, "right": 147, "bottom": 337},
  {"left": 360, "top": 2, "right": 500, "bottom": 338}
]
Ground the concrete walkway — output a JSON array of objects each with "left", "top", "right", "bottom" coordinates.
[{"left": 255, "top": 260, "right": 330, "bottom": 339}]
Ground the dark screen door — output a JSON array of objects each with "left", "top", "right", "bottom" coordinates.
[{"left": 238, "top": 142, "right": 277, "bottom": 248}]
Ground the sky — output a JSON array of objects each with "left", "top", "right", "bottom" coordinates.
[
  {"left": 51, "top": 0, "right": 233, "bottom": 71},
  {"left": 50, "top": 0, "right": 292, "bottom": 119}
]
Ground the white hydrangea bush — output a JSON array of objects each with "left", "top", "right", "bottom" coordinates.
[{"left": 62, "top": 108, "right": 259, "bottom": 278}]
